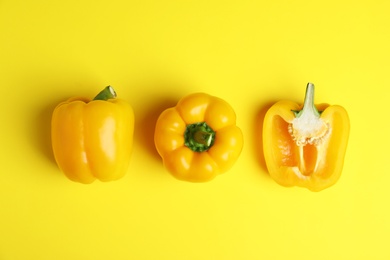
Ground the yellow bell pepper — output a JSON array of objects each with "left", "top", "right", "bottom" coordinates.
[
  {"left": 154, "top": 93, "right": 243, "bottom": 182},
  {"left": 263, "top": 83, "right": 350, "bottom": 191},
  {"left": 51, "top": 86, "right": 134, "bottom": 184}
]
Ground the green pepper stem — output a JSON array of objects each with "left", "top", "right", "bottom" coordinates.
[
  {"left": 184, "top": 122, "right": 216, "bottom": 152},
  {"left": 293, "top": 82, "right": 321, "bottom": 118},
  {"left": 93, "top": 86, "right": 117, "bottom": 101}
]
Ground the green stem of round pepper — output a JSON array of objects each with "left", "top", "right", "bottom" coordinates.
[
  {"left": 184, "top": 122, "right": 216, "bottom": 152},
  {"left": 292, "top": 82, "right": 321, "bottom": 118},
  {"left": 93, "top": 86, "right": 117, "bottom": 101}
]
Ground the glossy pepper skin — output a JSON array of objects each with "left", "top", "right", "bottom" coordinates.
[
  {"left": 263, "top": 83, "right": 349, "bottom": 191},
  {"left": 51, "top": 86, "right": 134, "bottom": 184},
  {"left": 154, "top": 93, "right": 243, "bottom": 182}
]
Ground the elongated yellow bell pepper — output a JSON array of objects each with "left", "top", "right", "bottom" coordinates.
[
  {"left": 154, "top": 93, "right": 243, "bottom": 182},
  {"left": 263, "top": 83, "right": 350, "bottom": 191},
  {"left": 51, "top": 86, "right": 134, "bottom": 184}
]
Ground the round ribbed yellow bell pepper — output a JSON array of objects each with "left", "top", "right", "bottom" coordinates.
[
  {"left": 154, "top": 92, "right": 243, "bottom": 182},
  {"left": 51, "top": 86, "right": 134, "bottom": 184}
]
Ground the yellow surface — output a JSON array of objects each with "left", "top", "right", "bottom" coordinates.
[{"left": 1, "top": 0, "right": 389, "bottom": 259}]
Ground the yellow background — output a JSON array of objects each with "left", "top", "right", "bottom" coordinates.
[{"left": 1, "top": 0, "right": 389, "bottom": 259}]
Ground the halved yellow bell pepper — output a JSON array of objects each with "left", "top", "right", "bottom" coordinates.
[
  {"left": 154, "top": 93, "right": 243, "bottom": 182},
  {"left": 263, "top": 83, "right": 350, "bottom": 191},
  {"left": 51, "top": 86, "right": 134, "bottom": 184}
]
